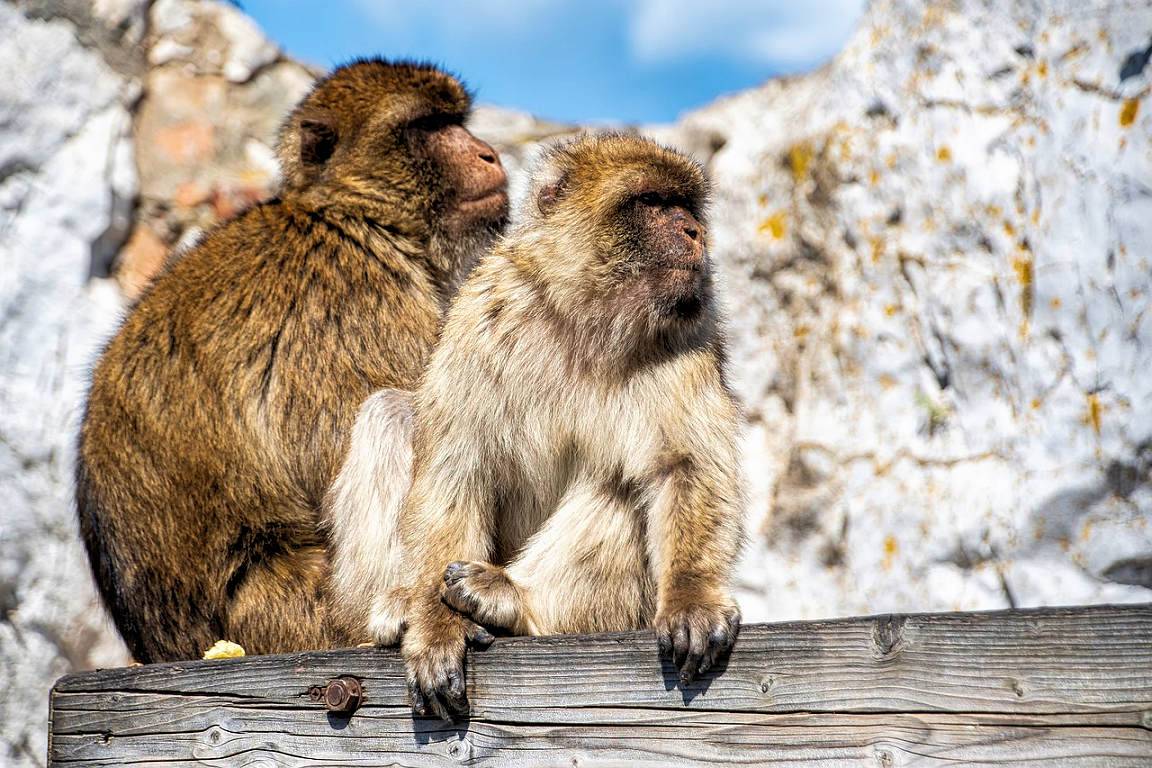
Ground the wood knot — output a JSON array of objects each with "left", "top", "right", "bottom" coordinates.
[
  {"left": 871, "top": 614, "right": 907, "bottom": 659},
  {"left": 447, "top": 738, "right": 472, "bottom": 762}
]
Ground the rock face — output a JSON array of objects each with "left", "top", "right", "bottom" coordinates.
[
  {"left": 1, "top": 0, "right": 1150, "bottom": 764},
  {"left": 0, "top": 5, "right": 138, "bottom": 764},
  {"left": 663, "top": 0, "right": 1152, "bottom": 621}
]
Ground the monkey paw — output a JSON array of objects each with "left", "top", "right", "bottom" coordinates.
[
  {"left": 654, "top": 600, "right": 741, "bottom": 686},
  {"left": 441, "top": 560, "right": 527, "bottom": 634},
  {"left": 402, "top": 607, "right": 494, "bottom": 722}
]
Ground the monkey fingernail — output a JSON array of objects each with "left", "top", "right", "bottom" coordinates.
[
  {"left": 444, "top": 561, "right": 467, "bottom": 583},
  {"left": 466, "top": 622, "right": 495, "bottom": 647}
]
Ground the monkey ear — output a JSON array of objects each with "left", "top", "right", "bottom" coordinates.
[
  {"left": 536, "top": 175, "right": 568, "bottom": 215},
  {"left": 299, "top": 118, "right": 338, "bottom": 166}
]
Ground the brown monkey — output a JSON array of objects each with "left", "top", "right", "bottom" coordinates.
[
  {"left": 394, "top": 133, "right": 745, "bottom": 720},
  {"left": 76, "top": 59, "right": 508, "bottom": 663}
]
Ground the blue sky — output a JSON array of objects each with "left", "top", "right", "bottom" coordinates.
[{"left": 242, "top": 0, "right": 866, "bottom": 124}]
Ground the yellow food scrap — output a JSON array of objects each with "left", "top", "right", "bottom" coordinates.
[
  {"left": 1049, "top": 297, "right": 1062, "bottom": 310},
  {"left": 936, "top": 145, "right": 952, "bottom": 163},
  {"left": 882, "top": 535, "right": 899, "bottom": 571},
  {"left": 203, "top": 640, "right": 246, "bottom": 660},
  {"left": 1030, "top": 397, "right": 1042, "bottom": 410},
  {"left": 788, "top": 142, "right": 813, "bottom": 184},
  {"left": 869, "top": 168, "right": 880, "bottom": 186},
  {"left": 878, "top": 374, "right": 898, "bottom": 390},
  {"left": 1003, "top": 220, "right": 1016, "bottom": 237},
  {"left": 1120, "top": 99, "right": 1140, "bottom": 128},
  {"left": 1037, "top": 60, "right": 1048, "bottom": 78},
  {"left": 1085, "top": 392, "right": 1102, "bottom": 436},
  {"left": 883, "top": 303, "right": 899, "bottom": 317},
  {"left": 758, "top": 211, "right": 788, "bottom": 239}
]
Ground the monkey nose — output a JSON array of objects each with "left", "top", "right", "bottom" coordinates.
[
  {"left": 683, "top": 222, "right": 699, "bottom": 241},
  {"left": 479, "top": 149, "right": 499, "bottom": 164}
]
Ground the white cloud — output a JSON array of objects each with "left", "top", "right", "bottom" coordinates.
[{"left": 629, "top": 0, "right": 866, "bottom": 69}]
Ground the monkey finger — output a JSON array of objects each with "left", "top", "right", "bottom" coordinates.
[
  {"left": 679, "top": 625, "right": 707, "bottom": 686},
  {"left": 710, "top": 621, "right": 736, "bottom": 653},
  {"left": 407, "top": 677, "right": 431, "bottom": 718},
  {"left": 656, "top": 627, "right": 673, "bottom": 659},
  {"left": 672, "top": 622, "right": 691, "bottom": 672},
  {"left": 696, "top": 644, "right": 718, "bottom": 678},
  {"left": 697, "top": 625, "right": 729, "bottom": 677},
  {"left": 726, "top": 609, "right": 742, "bottom": 639},
  {"left": 426, "top": 685, "right": 455, "bottom": 723},
  {"left": 464, "top": 619, "right": 495, "bottom": 648},
  {"left": 441, "top": 668, "right": 470, "bottom": 718},
  {"left": 443, "top": 561, "right": 469, "bottom": 585}
]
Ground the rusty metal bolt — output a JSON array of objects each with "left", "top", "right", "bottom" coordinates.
[{"left": 309, "top": 676, "right": 363, "bottom": 715}]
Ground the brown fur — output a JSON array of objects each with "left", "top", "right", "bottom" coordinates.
[
  {"left": 394, "top": 133, "right": 745, "bottom": 720},
  {"left": 76, "top": 59, "right": 507, "bottom": 663}
]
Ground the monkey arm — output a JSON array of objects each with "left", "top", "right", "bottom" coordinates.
[
  {"left": 398, "top": 394, "right": 503, "bottom": 721},
  {"left": 647, "top": 382, "right": 745, "bottom": 685},
  {"left": 323, "top": 389, "right": 414, "bottom": 646}
]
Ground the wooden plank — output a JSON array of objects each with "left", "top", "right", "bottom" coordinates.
[
  {"left": 47, "top": 705, "right": 1152, "bottom": 766},
  {"left": 50, "top": 604, "right": 1152, "bottom": 766}
]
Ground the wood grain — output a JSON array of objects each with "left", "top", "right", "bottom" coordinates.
[{"left": 50, "top": 604, "right": 1152, "bottom": 766}]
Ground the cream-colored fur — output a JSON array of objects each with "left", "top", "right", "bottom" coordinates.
[
  {"left": 396, "top": 134, "right": 746, "bottom": 719},
  {"left": 325, "top": 388, "right": 413, "bottom": 644}
]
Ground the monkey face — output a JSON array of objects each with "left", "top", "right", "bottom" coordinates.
[
  {"left": 414, "top": 117, "right": 509, "bottom": 241},
  {"left": 617, "top": 190, "right": 708, "bottom": 320},
  {"left": 527, "top": 134, "right": 712, "bottom": 329},
  {"left": 278, "top": 60, "right": 508, "bottom": 244}
]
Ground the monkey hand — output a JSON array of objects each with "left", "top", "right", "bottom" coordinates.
[
  {"left": 401, "top": 602, "right": 494, "bottom": 721},
  {"left": 654, "top": 596, "right": 741, "bottom": 686},
  {"left": 441, "top": 560, "right": 531, "bottom": 635}
]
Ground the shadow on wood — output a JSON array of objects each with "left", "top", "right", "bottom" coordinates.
[{"left": 49, "top": 604, "right": 1152, "bottom": 766}]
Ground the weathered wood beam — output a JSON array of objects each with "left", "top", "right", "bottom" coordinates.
[{"left": 50, "top": 603, "right": 1152, "bottom": 766}]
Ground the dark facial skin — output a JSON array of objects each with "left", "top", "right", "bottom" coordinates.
[{"left": 620, "top": 192, "right": 708, "bottom": 320}]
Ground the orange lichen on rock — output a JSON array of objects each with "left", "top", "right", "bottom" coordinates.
[
  {"left": 1085, "top": 392, "right": 1103, "bottom": 436},
  {"left": 788, "top": 141, "right": 813, "bottom": 183},
  {"left": 1012, "top": 243, "right": 1034, "bottom": 320},
  {"left": 758, "top": 211, "right": 788, "bottom": 239},
  {"left": 882, "top": 535, "right": 899, "bottom": 570},
  {"left": 1120, "top": 98, "right": 1140, "bottom": 128},
  {"left": 870, "top": 236, "right": 885, "bottom": 264}
]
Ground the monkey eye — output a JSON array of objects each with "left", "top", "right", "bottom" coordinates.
[
  {"left": 407, "top": 112, "right": 464, "bottom": 132},
  {"left": 636, "top": 192, "right": 666, "bottom": 206}
]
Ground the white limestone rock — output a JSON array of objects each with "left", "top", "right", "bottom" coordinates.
[
  {"left": 0, "top": 5, "right": 135, "bottom": 766},
  {"left": 150, "top": 0, "right": 280, "bottom": 82},
  {"left": 662, "top": 0, "right": 1152, "bottom": 622}
]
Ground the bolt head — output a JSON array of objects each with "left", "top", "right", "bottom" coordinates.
[{"left": 324, "top": 676, "right": 363, "bottom": 714}]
